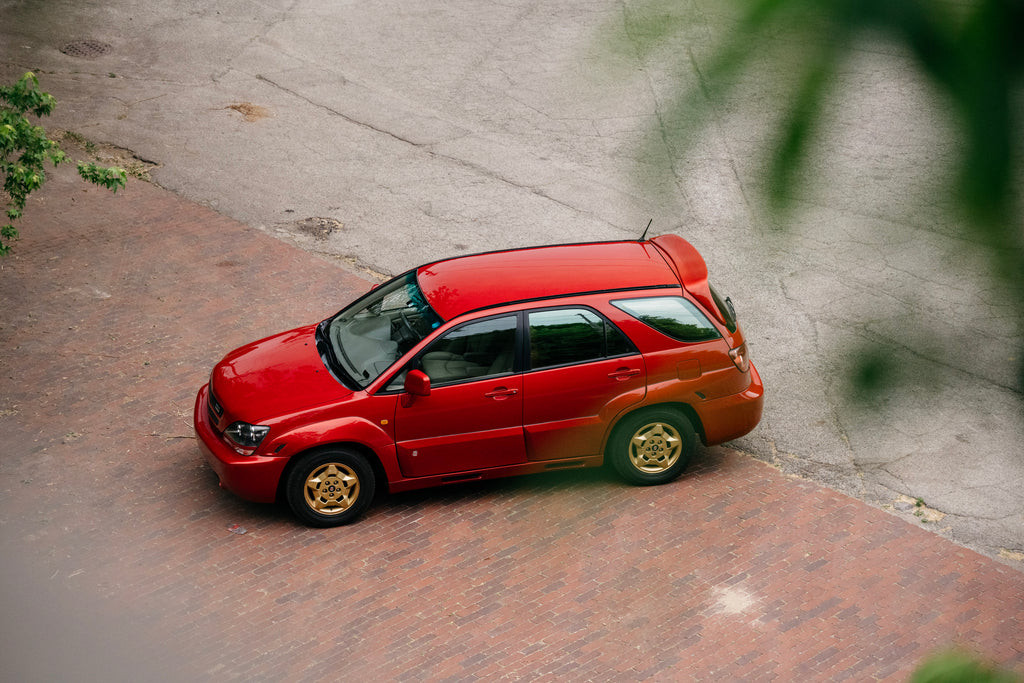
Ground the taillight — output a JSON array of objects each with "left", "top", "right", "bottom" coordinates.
[{"left": 729, "top": 343, "right": 750, "bottom": 373}]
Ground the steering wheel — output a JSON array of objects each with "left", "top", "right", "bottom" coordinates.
[{"left": 399, "top": 309, "right": 418, "bottom": 339}]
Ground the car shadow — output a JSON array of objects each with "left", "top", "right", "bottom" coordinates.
[
  {"left": 365, "top": 445, "right": 735, "bottom": 521},
  {"left": 193, "top": 445, "right": 736, "bottom": 530}
]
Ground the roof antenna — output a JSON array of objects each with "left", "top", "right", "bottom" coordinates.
[{"left": 639, "top": 218, "right": 653, "bottom": 241}]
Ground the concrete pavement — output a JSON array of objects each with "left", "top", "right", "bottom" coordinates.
[{"left": 1, "top": 162, "right": 1022, "bottom": 680}]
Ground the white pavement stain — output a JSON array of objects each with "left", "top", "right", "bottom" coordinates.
[{"left": 712, "top": 585, "right": 758, "bottom": 616}]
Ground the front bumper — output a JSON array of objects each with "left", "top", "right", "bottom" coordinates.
[
  {"left": 194, "top": 384, "right": 289, "bottom": 504},
  {"left": 695, "top": 363, "right": 765, "bottom": 445}
]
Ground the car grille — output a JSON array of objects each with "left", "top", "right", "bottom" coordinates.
[{"left": 208, "top": 387, "right": 224, "bottom": 428}]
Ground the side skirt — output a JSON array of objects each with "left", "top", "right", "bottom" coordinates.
[{"left": 385, "top": 454, "right": 605, "bottom": 494}]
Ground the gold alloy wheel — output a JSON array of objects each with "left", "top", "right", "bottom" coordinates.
[
  {"left": 303, "top": 462, "right": 360, "bottom": 515},
  {"left": 628, "top": 421, "right": 683, "bottom": 473}
]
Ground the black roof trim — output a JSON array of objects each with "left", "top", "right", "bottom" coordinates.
[
  {"left": 416, "top": 238, "right": 660, "bottom": 272},
  {"left": 454, "top": 283, "right": 681, "bottom": 319}
]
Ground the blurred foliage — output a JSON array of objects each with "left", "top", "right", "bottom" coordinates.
[
  {"left": 849, "top": 348, "right": 898, "bottom": 402},
  {"left": 603, "top": 0, "right": 1024, "bottom": 394},
  {"left": 910, "top": 650, "right": 1021, "bottom": 683},
  {"left": 1, "top": 72, "right": 126, "bottom": 256}
]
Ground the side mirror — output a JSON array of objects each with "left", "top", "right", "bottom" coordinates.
[{"left": 404, "top": 369, "right": 431, "bottom": 397}]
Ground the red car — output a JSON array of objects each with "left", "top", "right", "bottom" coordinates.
[{"left": 194, "top": 235, "right": 763, "bottom": 526}]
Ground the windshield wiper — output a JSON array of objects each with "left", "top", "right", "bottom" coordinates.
[{"left": 315, "top": 320, "right": 359, "bottom": 389}]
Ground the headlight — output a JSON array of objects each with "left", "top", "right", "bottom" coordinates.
[{"left": 224, "top": 422, "right": 270, "bottom": 452}]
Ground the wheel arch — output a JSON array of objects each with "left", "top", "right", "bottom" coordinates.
[
  {"left": 276, "top": 441, "right": 389, "bottom": 503},
  {"left": 607, "top": 401, "right": 707, "bottom": 452}
]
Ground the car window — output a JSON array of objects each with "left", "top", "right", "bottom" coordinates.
[
  {"left": 417, "top": 315, "right": 517, "bottom": 386},
  {"left": 605, "top": 318, "right": 635, "bottom": 357},
  {"left": 529, "top": 308, "right": 636, "bottom": 370},
  {"left": 324, "top": 272, "right": 442, "bottom": 388},
  {"left": 612, "top": 296, "right": 721, "bottom": 343}
]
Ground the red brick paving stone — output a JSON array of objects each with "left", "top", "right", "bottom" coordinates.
[{"left": 2, "top": 164, "right": 1024, "bottom": 681}]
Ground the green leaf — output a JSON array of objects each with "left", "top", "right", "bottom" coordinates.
[
  {"left": 77, "top": 161, "right": 128, "bottom": 192},
  {"left": 1, "top": 72, "right": 130, "bottom": 256},
  {"left": 765, "top": 40, "right": 839, "bottom": 211}
]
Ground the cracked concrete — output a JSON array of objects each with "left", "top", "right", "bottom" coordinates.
[{"left": 1, "top": 0, "right": 1021, "bottom": 565}]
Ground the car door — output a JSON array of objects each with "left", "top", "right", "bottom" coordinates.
[
  {"left": 523, "top": 307, "right": 646, "bottom": 460},
  {"left": 394, "top": 314, "right": 526, "bottom": 478}
]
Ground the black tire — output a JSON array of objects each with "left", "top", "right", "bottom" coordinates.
[
  {"left": 285, "top": 449, "right": 375, "bottom": 527},
  {"left": 608, "top": 408, "right": 696, "bottom": 486}
]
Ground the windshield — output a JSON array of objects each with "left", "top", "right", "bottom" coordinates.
[{"left": 324, "top": 272, "right": 443, "bottom": 388}]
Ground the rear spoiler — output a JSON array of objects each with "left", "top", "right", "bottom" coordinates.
[{"left": 648, "top": 234, "right": 724, "bottom": 326}]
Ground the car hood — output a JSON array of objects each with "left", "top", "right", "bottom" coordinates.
[{"left": 210, "top": 324, "right": 353, "bottom": 423}]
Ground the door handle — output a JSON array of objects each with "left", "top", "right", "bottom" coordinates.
[
  {"left": 484, "top": 387, "right": 518, "bottom": 399},
  {"left": 608, "top": 368, "right": 641, "bottom": 381}
]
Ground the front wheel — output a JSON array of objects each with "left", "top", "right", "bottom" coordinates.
[
  {"left": 609, "top": 408, "right": 696, "bottom": 486},
  {"left": 285, "top": 449, "right": 375, "bottom": 527}
]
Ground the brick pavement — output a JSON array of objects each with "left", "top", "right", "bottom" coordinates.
[{"left": 1, "top": 166, "right": 1022, "bottom": 681}]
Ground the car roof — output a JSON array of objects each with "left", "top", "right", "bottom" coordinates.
[{"left": 416, "top": 240, "right": 681, "bottom": 321}]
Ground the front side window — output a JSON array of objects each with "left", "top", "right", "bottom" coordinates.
[
  {"left": 322, "top": 272, "right": 442, "bottom": 388},
  {"left": 612, "top": 296, "right": 721, "bottom": 343},
  {"left": 418, "top": 315, "right": 517, "bottom": 385},
  {"left": 529, "top": 308, "right": 635, "bottom": 370}
]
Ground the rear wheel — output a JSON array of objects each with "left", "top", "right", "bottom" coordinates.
[
  {"left": 609, "top": 408, "right": 696, "bottom": 486},
  {"left": 285, "top": 449, "right": 375, "bottom": 527}
]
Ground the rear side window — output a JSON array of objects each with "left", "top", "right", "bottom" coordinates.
[
  {"left": 612, "top": 296, "right": 721, "bottom": 343},
  {"left": 529, "top": 308, "right": 636, "bottom": 370}
]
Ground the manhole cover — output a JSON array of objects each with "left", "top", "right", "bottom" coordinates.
[
  {"left": 60, "top": 40, "right": 112, "bottom": 58},
  {"left": 295, "top": 217, "right": 343, "bottom": 240}
]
